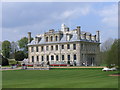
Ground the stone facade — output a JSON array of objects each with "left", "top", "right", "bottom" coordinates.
[{"left": 28, "top": 24, "right": 100, "bottom": 66}]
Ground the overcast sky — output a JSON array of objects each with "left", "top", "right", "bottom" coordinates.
[{"left": 1, "top": 2, "right": 118, "bottom": 43}]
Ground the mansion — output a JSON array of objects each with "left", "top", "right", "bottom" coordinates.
[{"left": 27, "top": 24, "right": 100, "bottom": 66}]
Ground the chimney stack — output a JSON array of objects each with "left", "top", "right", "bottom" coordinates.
[
  {"left": 77, "top": 26, "right": 81, "bottom": 40},
  {"left": 65, "top": 27, "right": 69, "bottom": 32},
  {"left": 28, "top": 32, "right": 31, "bottom": 43},
  {"left": 89, "top": 34, "right": 92, "bottom": 40},
  {"left": 96, "top": 31, "right": 100, "bottom": 42},
  {"left": 84, "top": 33, "right": 86, "bottom": 40},
  {"left": 94, "top": 35, "right": 96, "bottom": 41}
]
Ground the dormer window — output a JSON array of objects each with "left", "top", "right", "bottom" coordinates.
[
  {"left": 55, "top": 36, "right": 58, "bottom": 41},
  {"left": 50, "top": 36, "right": 53, "bottom": 41},
  {"left": 46, "top": 37, "right": 48, "bottom": 42}
]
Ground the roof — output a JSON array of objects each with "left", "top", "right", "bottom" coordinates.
[
  {"left": 28, "top": 33, "right": 99, "bottom": 46},
  {"left": 28, "top": 24, "right": 100, "bottom": 46}
]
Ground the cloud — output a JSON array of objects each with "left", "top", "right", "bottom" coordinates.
[
  {"left": 2, "top": 2, "right": 118, "bottom": 42},
  {"left": 2, "top": 2, "right": 91, "bottom": 28},
  {"left": 2, "top": 2, "right": 92, "bottom": 41},
  {"left": 60, "top": 7, "right": 90, "bottom": 19},
  {"left": 98, "top": 4, "right": 118, "bottom": 28},
  {"left": 51, "top": 6, "right": 91, "bottom": 21}
]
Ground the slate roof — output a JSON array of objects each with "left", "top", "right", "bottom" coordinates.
[{"left": 28, "top": 31, "right": 99, "bottom": 46}]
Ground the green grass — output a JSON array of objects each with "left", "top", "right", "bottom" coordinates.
[{"left": 2, "top": 69, "right": 119, "bottom": 88}]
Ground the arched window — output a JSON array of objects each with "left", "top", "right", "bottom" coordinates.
[
  {"left": 50, "top": 36, "right": 53, "bottom": 41},
  {"left": 56, "top": 55, "right": 59, "bottom": 61},
  {"left": 55, "top": 36, "right": 58, "bottom": 41},
  {"left": 47, "top": 55, "right": 49, "bottom": 61},
  {"left": 32, "top": 56, "right": 34, "bottom": 62},
  {"left": 37, "top": 56, "right": 39, "bottom": 62},
  {"left": 41, "top": 56, "right": 44, "bottom": 61},
  {"left": 46, "top": 37, "right": 48, "bottom": 42},
  {"left": 74, "top": 54, "right": 77, "bottom": 60},
  {"left": 68, "top": 55, "right": 70, "bottom": 60},
  {"left": 51, "top": 55, "right": 54, "bottom": 60}
]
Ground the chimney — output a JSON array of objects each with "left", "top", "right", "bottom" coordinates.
[
  {"left": 77, "top": 26, "right": 81, "bottom": 39},
  {"left": 65, "top": 27, "right": 69, "bottom": 32},
  {"left": 94, "top": 35, "right": 96, "bottom": 41},
  {"left": 96, "top": 31, "right": 100, "bottom": 42},
  {"left": 84, "top": 33, "right": 86, "bottom": 40},
  {"left": 28, "top": 32, "right": 31, "bottom": 43},
  {"left": 89, "top": 34, "right": 92, "bottom": 40}
]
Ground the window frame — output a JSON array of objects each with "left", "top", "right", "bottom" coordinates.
[
  {"left": 73, "top": 44, "right": 76, "bottom": 50},
  {"left": 36, "top": 46, "right": 39, "bottom": 52},
  {"left": 62, "top": 45, "right": 64, "bottom": 49},
  {"left": 37, "top": 56, "right": 39, "bottom": 61},
  {"left": 68, "top": 55, "right": 70, "bottom": 60},
  {"left": 51, "top": 46, "right": 53, "bottom": 51},
  {"left": 67, "top": 44, "right": 70, "bottom": 49},
  {"left": 51, "top": 55, "right": 54, "bottom": 60},
  {"left": 74, "top": 54, "right": 77, "bottom": 60},
  {"left": 41, "top": 46, "right": 44, "bottom": 51},
  {"left": 56, "top": 45, "right": 58, "bottom": 50},
  {"left": 32, "top": 56, "right": 34, "bottom": 62},
  {"left": 62, "top": 55, "right": 64, "bottom": 60},
  {"left": 46, "top": 37, "right": 48, "bottom": 42},
  {"left": 42, "top": 56, "right": 44, "bottom": 61},
  {"left": 56, "top": 55, "right": 59, "bottom": 61}
]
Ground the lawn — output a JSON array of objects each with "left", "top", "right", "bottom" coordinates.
[{"left": 2, "top": 68, "right": 119, "bottom": 88}]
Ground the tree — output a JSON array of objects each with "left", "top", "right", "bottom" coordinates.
[
  {"left": 2, "top": 40, "right": 11, "bottom": 58},
  {"left": 14, "top": 51, "right": 25, "bottom": 62},
  {"left": 100, "top": 38, "right": 114, "bottom": 65},
  {"left": 106, "top": 39, "right": 119, "bottom": 67},
  {"left": 9, "top": 41, "right": 19, "bottom": 59},
  {"left": 18, "top": 37, "right": 28, "bottom": 52},
  {"left": 18, "top": 37, "right": 33, "bottom": 58},
  {"left": 101, "top": 38, "right": 114, "bottom": 51}
]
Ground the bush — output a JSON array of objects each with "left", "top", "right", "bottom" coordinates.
[
  {"left": 8, "top": 59, "right": 17, "bottom": 65},
  {"left": 14, "top": 51, "right": 25, "bottom": 61},
  {"left": 0, "top": 55, "right": 9, "bottom": 66}
]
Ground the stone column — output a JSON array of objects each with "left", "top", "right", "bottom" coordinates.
[
  {"left": 39, "top": 55, "right": 41, "bottom": 62},
  {"left": 44, "top": 55, "right": 47, "bottom": 64},
  {"left": 76, "top": 43, "right": 80, "bottom": 66},
  {"left": 34, "top": 55, "right": 37, "bottom": 63}
]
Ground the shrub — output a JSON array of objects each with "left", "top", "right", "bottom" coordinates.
[{"left": 0, "top": 55, "right": 9, "bottom": 66}]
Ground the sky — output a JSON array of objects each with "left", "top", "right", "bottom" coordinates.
[{"left": 1, "top": 2, "right": 118, "bottom": 43}]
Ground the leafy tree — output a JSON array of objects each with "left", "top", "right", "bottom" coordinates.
[
  {"left": 18, "top": 37, "right": 28, "bottom": 52},
  {"left": 14, "top": 51, "right": 25, "bottom": 62},
  {"left": 18, "top": 37, "right": 33, "bottom": 58},
  {"left": 106, "top": 39, "right": 119, "bottom": 67},
  {"left": 2, "top": 40, "right": 11, "bottom": 58}
]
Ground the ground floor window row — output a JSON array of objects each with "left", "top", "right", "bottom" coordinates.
[{"left": 31, "top": 54, "right": 77, "bottom": 62}]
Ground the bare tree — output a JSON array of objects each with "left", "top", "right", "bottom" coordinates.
[
  {"left": 101, "top": 38, "right": 114, "bottom": 52},
  {"left": 100, "top": 38, "right": 115, "bottom": 65}
]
